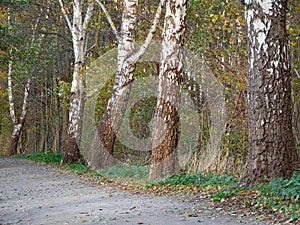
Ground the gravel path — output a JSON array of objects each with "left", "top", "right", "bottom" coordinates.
[{"left": 0, "top": 158, "right": 269, "bottom": 225}]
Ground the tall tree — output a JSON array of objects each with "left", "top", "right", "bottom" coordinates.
[
  {"left": 7, "top": 58, "right": 31, "bottom": 156},
  {"left": 6, "top": 6, "right": 34, "bottom": 156},
  {"left": 88, "top": 0, "right": 138, "bottom": 169},
  {"left": 58, "top": 0, "right": 94, "bottom": 163},
  {"left": 149, "top": 0, "right": 187, "bottom": 180},
  {"left": 241, "top": 0, "right": 300, "bottom": 185},
  {"left": 89, "top": 0, "right": 164, "bottom": 169}
]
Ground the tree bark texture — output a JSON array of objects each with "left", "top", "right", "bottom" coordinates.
[
  {"left": 7, "top": 51, "right": 31, "bottom": 156},
  {"left": 149, "top": 0, "right": 187, "bottom": 180},
  {"left": 8, "top": 124, "right": 23, "bottom": 156},
  {"left": 61, "top": 1, "right": 93, "bottom": 163},
  {"left": 242, "top": 0, "right": 300, "bottom": 185},
  {"left": 88, "top": 0, "right": 138, "bottom": 169}
]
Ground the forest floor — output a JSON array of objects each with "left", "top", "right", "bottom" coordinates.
[{"left": 0, "top": 157, "right": 272, "bottom": 225}]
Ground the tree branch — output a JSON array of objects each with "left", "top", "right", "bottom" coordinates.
[
  {"left": 95, "top": 0, "right": 120, "bottom": 42},
  {"left": 83, "top": 3, "right": 94, "bottom": 34},
  {"left": 58, "top": 0, "right": 72, "bottom": 33},
  {"left": 127, "top": 0, "right": 165, "bottom": 65}
]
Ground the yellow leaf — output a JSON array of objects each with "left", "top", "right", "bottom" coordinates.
[{"left": 220, "top": 14, "right": 226, "bottom": 21}]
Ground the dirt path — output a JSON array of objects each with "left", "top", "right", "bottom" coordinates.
[{"left": 0, "top": 158, "right": 269, "bottom": 225}]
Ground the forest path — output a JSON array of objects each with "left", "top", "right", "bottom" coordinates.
[{"left": 0, "top": 158, "right": 268, "bottom": 225}]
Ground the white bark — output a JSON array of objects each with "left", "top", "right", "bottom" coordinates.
[
  {"left": 88, "top": 0, "right": 139, "bottom": 169},
  {"left": 7, "top": 7, "right": 34, "bottom": 155},
  {"left": 7, "top": 9, "right": 16, "bottom": 125},
  {"left": 127, "top": 0, "right": 165, "bottom": 65},
  {"left": 7, "top": 57, "right": 16, "bottom": 124},
  {"left": 7, "top": 8, "right": 31, "bottom": 129},
  {"left": 95, "top": 0, "right": 120, "bottom": 41},
  {"left": 58, "top": 0, "right": 72, "bottom": 32},
  {"left": 58, "top": 0, "right": 94, "bottom": 150},
  {"left": 149, "top": 0, "right": 187, "bottom": 179}
]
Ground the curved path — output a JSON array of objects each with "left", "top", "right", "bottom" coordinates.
[{"left": 0, "top": 158, "right": 268, "bottom": 225}]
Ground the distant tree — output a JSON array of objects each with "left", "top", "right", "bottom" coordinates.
[
  {"left": 149, "top": 0, "right": 187, "bottom": 180},
  {"left": 5, "top": 6, "right": 34, "bottom": 156},
  {"left": 241, "top": 0, "right": 300, "bottom": 185}
]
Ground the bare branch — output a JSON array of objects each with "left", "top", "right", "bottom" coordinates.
[
  {"left": 95, "top": 0, "right": 120, "bottom": 42},
  {"left": 295, "top": 69, "right": 300, "bottom": 78},
  {"left": 127, "top": 0, "right": 165, "bottom": 65},
  {"left": 58, "top": 0, "right": 72, "bottom": 33},
  {"left": 83, "top": 3, "right": 94, "bottom": 34}
]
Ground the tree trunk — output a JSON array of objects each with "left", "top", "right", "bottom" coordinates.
[
  {"left": 7, "top": 46, "right": 31, "bottom": 156},
  {"left": 149, "top": 0, "right": 187, "bottom": 180},
  {"left": 242, "top": 0, "right": 300, "bottom": 186},
  {"left": 8, "top": 124, "right": 22, "bottom": 156},
  {"left": 61, "top": 0, "right": 93, "bottom": 163},
  {"left": 88, "top": 0, "right": 138, "bottom": 170}
]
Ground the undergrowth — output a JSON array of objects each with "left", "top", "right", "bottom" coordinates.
[
  {"left": 212, "top": 173, "right": 300, "bottom": 223},
  {"left": 16, "top": 152, "right": 89, "bottom": 173},
  {"left": 95, "top": 164, "right": 149, "bottom": 181},
  {"left": 149, "top": 172, "right": 238, "bottom": 188},
  {"left": 17, "top": 152, "right": 62, "bottom": 164}
]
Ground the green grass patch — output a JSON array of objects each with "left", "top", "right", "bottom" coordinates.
[
  {"left": 212, "top": 173, "right": 300, "bottom": 223},
  {"left": 149, "top": 171, "right": 238, "bottom": 188},
  {"left": 95, "top": 164, "right": 150, "bottom": 181},
  {"left": 16, "top": 152, "right": 89, "bottom": 173},
  {"left": 257, "top": 173, "right": 300, "bottom": 202},
  {"left": 17, "top": 152, "right": 62, "bottom": 164},
  {"left": 255, "top": 173, "right": 300, "bottom": 222},
  {"left": 61, "top": 162, "right": 88, "bottom": 173}
]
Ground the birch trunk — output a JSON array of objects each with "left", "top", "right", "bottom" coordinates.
[
  {"left": 8, "top": 71, "right": 31, "bottom": 156},
  {"left": 149, "top": 0, "right": 187, "bottom": 180},
  {"left": 88, "top": 0, "right": 138, "bottom": 169},
  {"left": 7, "top": 7, "right": 31, "bottom": 155},
  {"left": 242, "top": 0, "right": 300, "bottom": 185},
  {"left": 60, "top": 0, "right": 93, "bottom": 163}
]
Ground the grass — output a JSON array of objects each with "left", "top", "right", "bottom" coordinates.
[
  {"left": 17, "top": 152, "right": 62, "bottom": 164},
  {"left": 16, "top": 152, "right": 89, "bottom": 173},
  {"left": 211, "top": 173, "right": 300, "bottom": 223},
  {"left": 149, "top": 171, "right": 238, "bottom": 188},
  {"left": 95, "top": 164, "right": 149, "bottom": 181},
  {"left": 12, "top": 152, "right": 300, "bottom": 223}
]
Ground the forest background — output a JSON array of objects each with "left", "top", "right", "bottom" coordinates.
[{"left": 0, "top": 0, "right": 299, "bottom": 177}]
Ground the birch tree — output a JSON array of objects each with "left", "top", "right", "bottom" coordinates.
[
  {"left": 241, "top": 0, "right": 300, "bottom": 185},
  {"left": 58, "top": 0, "right": 94, "bottom": 163},
  {"left": 88, "top": 0, "right": 138, "bottom": 169},
  {"left": 7, "top": 57, "right": 31, "bottom": 156},
  {"left": 149, "top": 0, "right": 187, "bottom": 180},
  {"left": 5, "top": 6, "right": 32, "bottom": 156},
  {"left": 89, "top": 0, "right": 164, "bottom": 169}
]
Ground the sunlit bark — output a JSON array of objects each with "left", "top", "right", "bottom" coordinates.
[
  {"left": 7, "top": 8, "right": 31, "bottom": 156},
  {"left": 242, "top": 0, "right": 300, "bottom": 185},
  {"left": 149, "top": 0, "right": 187, "bottom": 180},
  {"left": 88, "top": 0, "right": 138, "bottom": 169},
  {"left": 59, "top": 0, "right": 94, "bottom": 163},
  {"left": 89, "top": 0, "right": 165, "bottom": 169}
]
